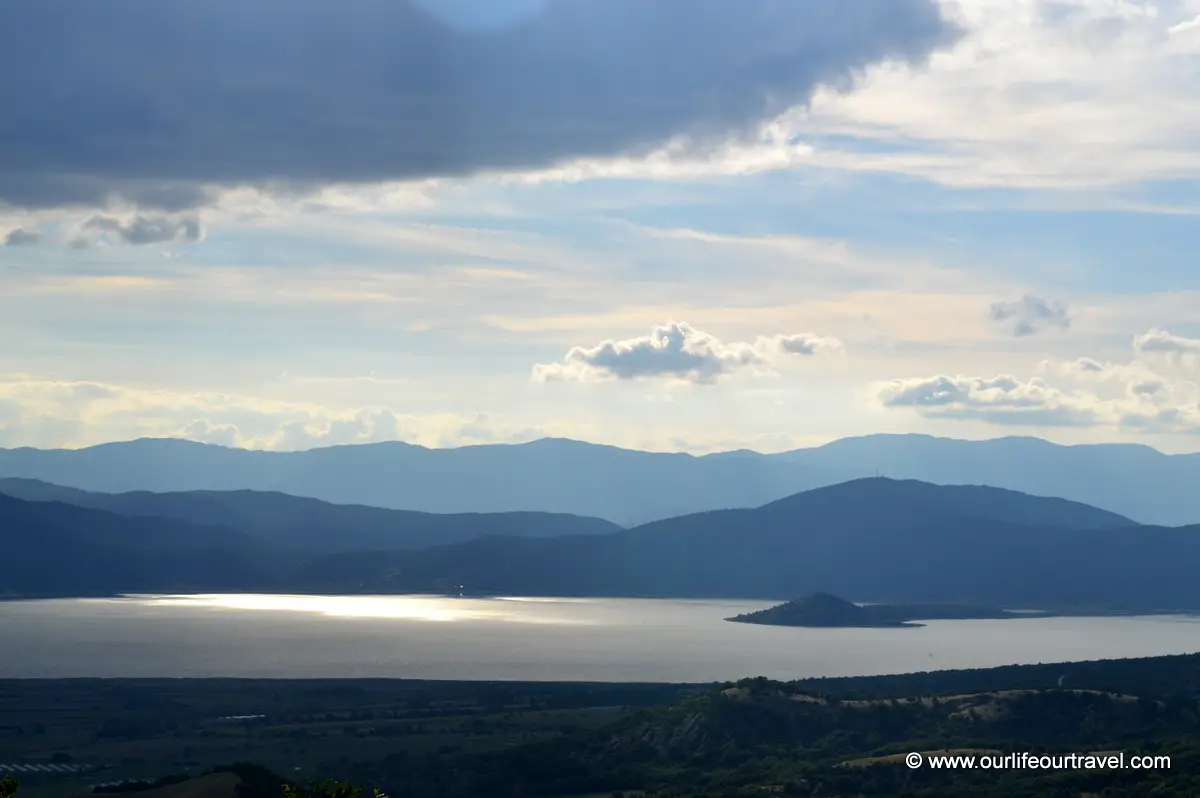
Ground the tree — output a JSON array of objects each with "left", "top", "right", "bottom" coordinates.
[
  {"left": 1, "top": 776, "right": 18, "bottom": 798},
  {"left": 283, "top": 780, "right": 386, "bottom": 798}
]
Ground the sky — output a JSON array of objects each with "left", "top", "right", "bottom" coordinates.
[{"left": 1, "top": 0, "right": 1199, "bottom": 454}]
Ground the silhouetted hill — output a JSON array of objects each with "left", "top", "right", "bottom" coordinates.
[
  {"left": 777, "top": 433, "right": 1200, "bottom": 526},
  {"left": 755, "top": 477, "right": 1133, "bottom": 529},
  {"left": 0, "top": 494, "right": 280, "bottom": 596},
  {"left": 729, "top": 592, "right": 1020, "bottom": 627},
  {"left": 4, "top": 433, "right": 1199, "bottom": 525},
  {"left": 0, "top": 478, "right": 621, "bottom": 552},
  {"left": 732, "top": 592, "right": 894, "bottom": 626},
  {"left": 5, "top": 477, "right": 1198, "bottom": 608},
  {"left": 312, "top": 478, "right": 1200, "bottom": 609}
]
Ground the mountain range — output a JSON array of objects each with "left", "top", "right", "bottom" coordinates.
[
  {"left": 1, "top": 433, "right": 1198, "bottom": 526},
  {"left": 5, "top": 472, "right": 1199, "bottom": 610},
  {"left": 317, "top": 478, "right": 1200, "bottom": 608},
  {"left": 0, "top": 492, "right": 273, "bottom": 596},
  {"left": 0, "top": 477, "right": 619, "bottom": 552}
]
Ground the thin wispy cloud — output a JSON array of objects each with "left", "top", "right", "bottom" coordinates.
[{"left": 791, "top": 0, "right": 1200, "bottom": 189}]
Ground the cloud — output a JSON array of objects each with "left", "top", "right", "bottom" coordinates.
[
  {"left": 791, "top": 0, "right": 1200, "bottom": 188},
  {"left": 531, "top": 321, "right": 841, "bottom": 384},
  {"left": 988, "top": 294, "right": 1071, "bottom": 337},
  {"left": 1036, "top": 356, "right": 1157, "bottom": 387},
  {"left": 773, "top": 333, "right": 844, "bottom": 357},
  {"left": 179, "top": 419, "right": 242, "bottom": 448},
  {"left": 0, "top": 371, "right": 846, "bottom": 454},
  {"left": 1134, "top": 328, "right": 1200, "bottom": 359},
  {"left": 0, "top": 0, "right": 955, "bottom": 210},
  {"left": 1064, "top": 357, "right": 1105, "bottom": 374},
  {"left": 69, "top": 214, "right": 205, "bottom": 247},
  {"left": 3, "top": 227, "right": 41, "bottom": 246},
  {"left": 1170, "top": 13, "right": 1200, "bottom": 36},
  {"left": 0, "top": 373, "right": 546, "bottom": 451},
  {"left": 1121, "top": 404, "right": 1200, "bottom": 434},
  {"left": 874, "top": 373, "right": 1096, "bottom": 425},
  {"left": 878, "top": 331, "right": 1200, "bottom": 432},
  {"left": 1129, "top": 379, "right": 1166, "bottom": 398}
]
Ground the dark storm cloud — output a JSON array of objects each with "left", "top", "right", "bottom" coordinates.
[{"left": 0, "top": 0, "right": 957, "bottom": 210}]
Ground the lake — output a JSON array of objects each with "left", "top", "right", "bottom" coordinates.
[{"left": 3, "top": 594, "right": 1200, "bottom": 682}]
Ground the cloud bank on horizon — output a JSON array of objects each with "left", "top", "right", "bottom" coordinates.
[{"left": 0, "top": 0, "right": 1198, "bottom": 455}]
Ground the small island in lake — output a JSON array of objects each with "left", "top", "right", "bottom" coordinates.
[{"left": 727, "top": 592, "right": 1036, "bottom": 628}]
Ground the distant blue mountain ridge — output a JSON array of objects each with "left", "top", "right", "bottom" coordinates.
[{"left": 0, "top": 433, "right": 1196, "bottom": 526}]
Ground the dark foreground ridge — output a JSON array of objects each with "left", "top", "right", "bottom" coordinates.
[
  {"left": 6, "top": 652, "right": 1200, "bottom": 798},
  {"left": 728, "top": 592, "right": 1024, "bottom": 627}
]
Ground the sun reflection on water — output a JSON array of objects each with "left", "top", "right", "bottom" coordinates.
[{"left": 123, "top": 594, "right": 596, "bottom": 624}]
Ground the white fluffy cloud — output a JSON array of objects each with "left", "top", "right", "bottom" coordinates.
[
  {"left": 876, "top": 327, "right": 1200, "bottom": 432},
  {"left": 875, "top": 373, "right": 1096, "bottom": 425},
  {"left": 531, "top": 321, "right": 842, "bottom": 384},
  {"left": 1134, "top": 328, "right": 1200, "bottom": 360},
  {"left": 989, "top": 295, "right": 1071, "bottom": 337}
]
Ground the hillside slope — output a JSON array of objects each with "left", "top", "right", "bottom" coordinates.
[
  {"left": 4, "top": 477, "right": 1195, "bottom": 608},
  {"left": 299, "top": 479, "right": 1200, "bottom": 609},
  {"left": 0, "top": 478, "right": 622, "bottom": 552},
  {"left": 0, "top": 494, "right": 280, "bottom": 596}
]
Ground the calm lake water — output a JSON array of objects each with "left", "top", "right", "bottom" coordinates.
[{"left": 3, "top": 594, "right": 1200, "bottom": 682}]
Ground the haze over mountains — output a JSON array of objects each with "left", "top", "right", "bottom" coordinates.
[{"left": 1, "top": 433, "right": 1199, "bottom": 526}]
